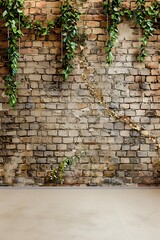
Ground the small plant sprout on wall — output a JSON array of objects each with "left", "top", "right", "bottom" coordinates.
[{"left": 46, "top": 150, "right": 86, "bottom": 185}]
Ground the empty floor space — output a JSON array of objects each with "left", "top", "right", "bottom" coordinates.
[{"left": 0, "top": 188, "right": 160, "bottom": 240}]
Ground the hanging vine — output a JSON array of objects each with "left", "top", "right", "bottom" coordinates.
[
  {"left": 26, "top": 20, "right": 56, "bottom": 36},
  {"left": 135, "top": 0, "right": 160, "bottom": 62},
  {"left": 0, "top": 0, "right": 27, "bottom": 107},
  {"left": 57, "top": 0, "right": 81, "bottom": 80},
  {"left": 103, "top": 0, "right": 160, "bottom": 64},
  {"left": 0, "top": 0, "right": 159, "bottom": 107},
  {"left": 0, "top": 0, "right": 56, "bottom": 107},
  {"left": 103, "top": 0, "right": 124, "bottom": 64},
  {"left": 0, "top": 0, "right": 81, "bottom": 107}
]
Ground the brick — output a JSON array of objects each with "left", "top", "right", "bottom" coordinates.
[
  {"left": 120, "top": 164, "right": 133, "bottom": 170},
  {"left": 153, "top": 96, "right": 160, "bottom": 102},
  {"left": 121, "top": 158, "right": 130, "bottom": 163},
  {"left": 37, "top": 158, "right": 47, "bottom": 164},
  {"left": 129, "top": 103, "right": 139, "bottom": 109},
  {"left": 148, "top": 83, "right": 159, "bottom": 91},
  {"left": 32, "top": 41, "right": 43, "bottom": 47},
  {"left": 140, "top": 144, "right": 150, "bottom": 151},
  {"left": 37, "top": 172, "right": 46, "bottom": 177},
  {"left": 127, "top": 151, "right": 136, "bottom": 157},
  {"left": 17, "top": 144, "right": 26, "bottom": 150},
  {"left": 108, "top": 68, "right": 129, "bottom": 75},
  {"left": 146, "top": 62, "right": 159, "bottom": 69},
  {"left": 120, "top": 131, "right": 130, "bottom": 137},
  {"left": 25, "top": 116, "right": 36, "bottom": 122},
  {"left": 114, "top": 122, "right": 124, "bottom": 130},
  {"left": 92, "top": 28, "right": 105, "bottom": 35},
  {"left": 87, "top": 21, "right": 100, "bottom": 27},
  {"left": 117, "top": 151, "right": 127, "bottom": 157},
  {"left": 125, "top": 110, "right": 135, "bottom": 116},
  {"left": 151, "top": 69, "right": 160, "bottom": 75},
  {"left": 44, "top": 151, "right": 54, "bottom": 157},
  {"left": 33, "top": 55, "right": 46, "bottom": 61},
  {"left": 137, "top": 151, "right": 148, "bottom": 157},
  {"left": 46, "top": 68, "right": 56, "bottom": 74},
  {"left": 136, "top": 110, "right": 145, "bottom": 115},
  {"left": 134, "top": 164, "right": 147, "bottom": 171},
  {"left": 20, "top": 164, "right": 30, "bottom": 171},
  {"left": 24, "top": 68, "right": 35, "bottom": 74},
  {"left": 0, "top": 0, "right": 159, "bottom": 187},
  {"left": 103, "top": 171, "right": 115, "bottom": 178},
  {"left": 46, "top": 1, "right": 61, "bottom": 8}
]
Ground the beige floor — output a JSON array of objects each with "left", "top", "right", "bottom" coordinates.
[{"left": 0, "top": 188, "right": 160, "bottom": 240}]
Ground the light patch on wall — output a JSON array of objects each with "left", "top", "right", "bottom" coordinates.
[{"left": 118, "top": 22, "right": 134, "bottom": 41}]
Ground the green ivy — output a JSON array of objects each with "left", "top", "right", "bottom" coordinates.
[
  {"left": 51, "top": 157, "right": 74, "bottom": 185},
  {"left": 103, "top": 0, "right": 160, "bottom": 64},
  {"left": 103, "top": 0, "right": 123, "bottom": 64},
  {"left": 26, "top": 20, "right": 56, "bottom": 36},
  {"left": 0, "top": 0, "right": 27, "bottom": 107},
  {"left": 58, "top": 0, "right": 81, "bottom": 80},
  {"left": 50, "top": 150, "right": 85, "bottom": 185},
  {"left": 0, "top": 0, "right": 81, "bottom": 107},
  {"left": 136, "top": 0, "right": 160, "bottom": 62},
  {"left": 1, "top": 0, "right": 159, "bottom": 107}
]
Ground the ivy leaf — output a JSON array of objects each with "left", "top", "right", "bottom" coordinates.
[
  {"left": 2, "top": 10, "right": 8, "bottom": 17},
  {"left": 10, "top": 94, "right": 17, "bottom": 108},
  {"left": 17, "top": 9, "right": 22, "bottom": 14}
]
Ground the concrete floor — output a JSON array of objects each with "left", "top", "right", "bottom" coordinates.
[{"left": 0, "top": 188, "right": 160, "bottom": 240}]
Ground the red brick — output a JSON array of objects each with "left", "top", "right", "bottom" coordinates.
[{"left": 36, "top": 1, "right": 46, "bottom": 8}]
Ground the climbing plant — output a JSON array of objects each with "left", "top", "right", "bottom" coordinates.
[
  {"left": 0, "top": 0, "right": 56, "bottom": 107},
  {"left": 0, "top": 0, "right": 81, "bottom": 107},
  {"left": 103, "top": 0, "right": 160, "bottom": 64},
  {"left": 0, "top": 0, "right": 27, "bottom": 107},
  {"left": 0, "top": 0, "right": 159, "bottom": 107},
  {"left": 48, "top": 150, "right": 85, "bottom": 185},
  {"left": 57, "top": 0, "right": 81, "bottom": 80},
  {"left": 103, "top": 0, "right": 124, "bottom": 64},
  {"left": 135, "top": 0, "right": 160, "bottom": 62}
]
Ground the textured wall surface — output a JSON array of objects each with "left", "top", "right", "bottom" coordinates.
[{"left": 0, "top": 0, "right": 160, "bottom": 186}]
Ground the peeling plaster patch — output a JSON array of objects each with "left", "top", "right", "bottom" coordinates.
[{"left": 4, "top": 159, "right": 18, "bottom": 185}]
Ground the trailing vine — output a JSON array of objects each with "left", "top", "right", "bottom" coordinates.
[
  {"left": 103, "top": 0, "right": 123, "bottom": 64},
  {"left": 0, "top": 0, "right": 27, "bottom": 107},
  {"left": 135, "top": 0, "right": 160, "bottom": 62},
  {"left": 26, "top": 0, "right": 81, "bottom": 81},
  {"left": 58, "top": 0, "right": 81, "bottom": 80},
  {"left": 103, "top": 0, "right": 160, "bottom": 64},
  {"left": 0, "top": 0, "right": 81, "bottom": 107},
  {"left": 1, "top": 0, "right": 159, "bottom": 107},
  {"left": 26, "top": 20, "right": 56, "bottom": 36},
  {"left": 0, "top": 0, "right": 56, "bottom": 107}
]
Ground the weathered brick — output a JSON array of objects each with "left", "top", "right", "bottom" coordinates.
[
  {"left": 121, "top": 158, "right": 130, "bottom": 164},
  {"left": 0, "top": 0, "right": 159, "bottom": 186},
  {"left": 120, "top": 164, "right": 134, "bottom": 170},
  {"left": 33, "top": 55, "right": 46, "bottom": 61},
  {"left": 103, "top": 171, "right": 115, "bottom": 178}
]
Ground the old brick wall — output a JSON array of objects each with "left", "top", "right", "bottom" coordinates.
[{"left": 0, "top": 0, "right": 160, "bottom": 186}]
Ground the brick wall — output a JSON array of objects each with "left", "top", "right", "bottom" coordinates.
[{"left": 0, "top": 0, "right": 160, "bottom": 186}]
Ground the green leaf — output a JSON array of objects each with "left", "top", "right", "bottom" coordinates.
[{"left": 2, "top": 10, "right": 8, "bottom": 17}]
